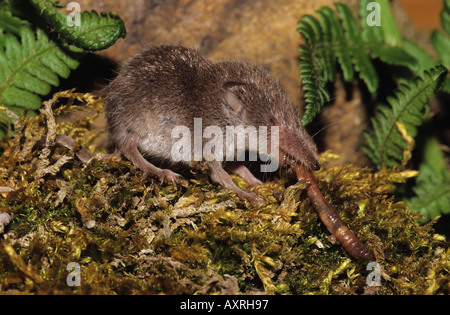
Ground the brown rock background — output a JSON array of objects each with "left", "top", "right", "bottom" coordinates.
[
  {"left": 74, "top": 0, "right": 360, "bottom": 100},
  {"left": 63, "top": 0, "right": 437, "bottom": 166}
]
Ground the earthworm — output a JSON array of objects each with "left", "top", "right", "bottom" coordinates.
[{"left": 295, "top": 164, "right": 375, "bottom": 261}]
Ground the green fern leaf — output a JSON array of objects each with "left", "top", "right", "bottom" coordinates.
[
  {"left": 399, "top": 1, "right": 450, "bottom": 92},
  {"left": 0, "top": 25, "right": 81, "bottom": 109},
  {"left": 431, "top": 0, "right": 450, "bottom": 68},
  {"left": 431, "top": 30, "right": 450, "bottom": 68},
  {"left": 362, "top": 65, "right": 448, "bottom": 169},
  {"left": 319, "top": 7, "right": 353, "bottom": 82},
  {"left": 442, "top": 0, "right": 450, "bottom": 35},
  {"left": 362, "top": 0, "right": 402, "bottom": 46},
  {"left": 408, "top": 136, "right": 450, "bottom": 223},
  {"left": 402, "top": 39, "right": 439, "bottom": 76},
  {"left": 297, "top": 1, "right": 418, "bottom": 126},
  {"left": 297, "top": 7, "right": 343, "bottom": 126},
  {"left": 335, "top": 2, "right": 378, "bottom": 93},
  {"left": 30, "top": 0, "right": 126, "bottom": 51},
  {"left": 432, "top": 0, "right": 450, "bottom": 92},
  {"left": 409, "top": 165, "right": 450, "bottom": 223},
  {"left": 0, "top": 10, "right": 30, "bottom": 35},
  {"left": 298, "top": 3, "right": 378, "bottom": 126}
]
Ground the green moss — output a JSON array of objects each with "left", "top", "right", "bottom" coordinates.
[{"left": 0, "top": 91, "right": 448, "bottom": 294}]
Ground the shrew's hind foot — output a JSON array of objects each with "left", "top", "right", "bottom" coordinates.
[
  {"left": 120, "top": 137, "right": 182, "bottom": 184},
  {"left": 207, "top": 161, "right": 264, "bottom": 206}
]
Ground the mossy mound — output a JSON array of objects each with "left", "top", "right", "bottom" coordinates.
[{"left": 0, "top": 91, "right": 448, "bottom": 294}]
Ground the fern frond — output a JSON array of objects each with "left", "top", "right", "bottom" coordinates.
[
  {"left": 431, "top": 0, "right": 450, "bottom": 93},
  {"left": 362, "top": 65, "right": 448, "bottom": 169},
  {"left": 298, "top": 44, "right": 331, "bottom": 127},
  {"left": 402, "top": 39, "right": 439, "bottom": 76},
  {"left": 30, "top": 0, "right": 126, "bottom": 51},
  {"left": 0, "top": 9, "right": 30, "bottom": 35},
  {"left": 432, "top": 31, "right": 450, "bottom": 68},
  {"left": 0, "top": 25, "right": 81, "bottom": 110},
  {"left": 0, "top": 0, "right": 126, "bottom": 136},
  {"left": 298, "top": 1, "right": 419, "bottom": 126},
  {"left": 442, "top": 0, "right": 450, "bottom": 34},
  {"left": 408, "top": 136, "right": 450, "bottom": 223},
  {"left": 297, "top": 5, "right": 355, "bottom": 126},
  {"left": 409, "top": 165, "right": 450, "bottom": 223},
  {"left": 335, "top": 2, "right": 378, "bottom": 92}
]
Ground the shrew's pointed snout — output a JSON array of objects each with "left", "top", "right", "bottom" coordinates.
[
  {"left": 278, "top": 125, "right": 320, "bottom": 172},
  {"left": 303, "top": 149, "right": 320, "bottom": 171}
]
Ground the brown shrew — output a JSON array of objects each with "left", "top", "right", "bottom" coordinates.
[{"left": 102, "top": 45, "right": 375, "bottom": 260}]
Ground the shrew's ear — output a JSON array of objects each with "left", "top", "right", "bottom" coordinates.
[{"left": 222, "top": 82, "right": 246, "bottom": 114}]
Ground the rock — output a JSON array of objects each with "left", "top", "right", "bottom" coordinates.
[{"left": 71, "top": 0, "right": 358, "bottom": 102}]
